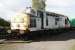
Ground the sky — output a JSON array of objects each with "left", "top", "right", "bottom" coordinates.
[{"left": 0, "top": 0, "right": 75, "bottom": 21}]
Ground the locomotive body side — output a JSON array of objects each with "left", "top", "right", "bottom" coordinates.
[
  {"left": 10, "top": 8, "right": 70, "bottom": 34},
  {"left": 43, "top": 12, "right": 70, "bottom": 30}
]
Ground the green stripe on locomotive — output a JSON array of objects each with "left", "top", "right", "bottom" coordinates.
[{"left": 70, "top": 19, "right": 75, "bottom": 27}]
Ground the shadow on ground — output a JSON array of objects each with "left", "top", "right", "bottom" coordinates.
[
  {"left": 28, "top": 30, "right": 75, "bottom": 42},
  {"left": 2, "top": 30, "right": 75, "bottom": 42}
]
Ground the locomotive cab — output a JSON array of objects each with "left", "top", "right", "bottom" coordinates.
[{"left": 10, "top": 11, "right": 30, "bottom": 34}]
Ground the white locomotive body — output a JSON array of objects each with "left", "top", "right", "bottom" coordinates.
[{"left": 10, "top": 8, "right": 70, "bottom": 34}]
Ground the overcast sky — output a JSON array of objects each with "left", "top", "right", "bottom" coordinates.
[{"left": 0, "top": 0, "right": 75, "bottom": 21}]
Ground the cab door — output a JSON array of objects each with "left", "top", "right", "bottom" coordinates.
[
  {"left": 29, "top": 17, "right": 41, "bottom": 31},
  {"left": 36, "top": 18, "right": 41, "bottom": 30}
]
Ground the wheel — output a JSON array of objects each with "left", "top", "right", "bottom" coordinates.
[
  {"left": 7, "top": 30, "right": 11, "bottom": 33},
  {"left": 19, "top": 30, "right": 25, "bottom": 34}
]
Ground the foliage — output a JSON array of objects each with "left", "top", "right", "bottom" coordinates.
[{"left": 0, "top": 18, "right": 10, "bottom": 27}]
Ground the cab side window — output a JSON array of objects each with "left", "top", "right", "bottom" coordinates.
[
  {"left": 65, "top": 18, "right": 69, "bottom": 24},
  {"left": 55, "top": 18, "right": 59, "bottom": 25}
]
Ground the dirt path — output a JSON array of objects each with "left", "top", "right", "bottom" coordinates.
[{"left": 0, "top": 40, "right": 75, "bottom": 50}]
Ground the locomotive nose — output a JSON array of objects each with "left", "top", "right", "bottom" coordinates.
[{"left": 10, "top": 12, "right": 30, "bottom": 34}]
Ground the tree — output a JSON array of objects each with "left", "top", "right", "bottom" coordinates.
[
  {"left": 32, "top": 0, "right": 46, "bottom": 11},
  {"left": 0, "top": 18, "right": 10, "bottom": 39},
  {"left": 0, "top": 18, "right": 10, "bottom": 27}
]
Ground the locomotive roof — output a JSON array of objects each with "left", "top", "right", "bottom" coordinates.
[
  {"left": 46, "top": 11, "right": 67, "bottom": 17},
  {"left": 25, "top": 8, "right": 68, "bottom": 18},
  {"left": 25, "top": 7, "right": 68, "bottom": 17}
]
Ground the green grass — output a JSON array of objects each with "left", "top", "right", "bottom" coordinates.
[{"left": 70, "top": 45, "right": 75, "bottom": 50}]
